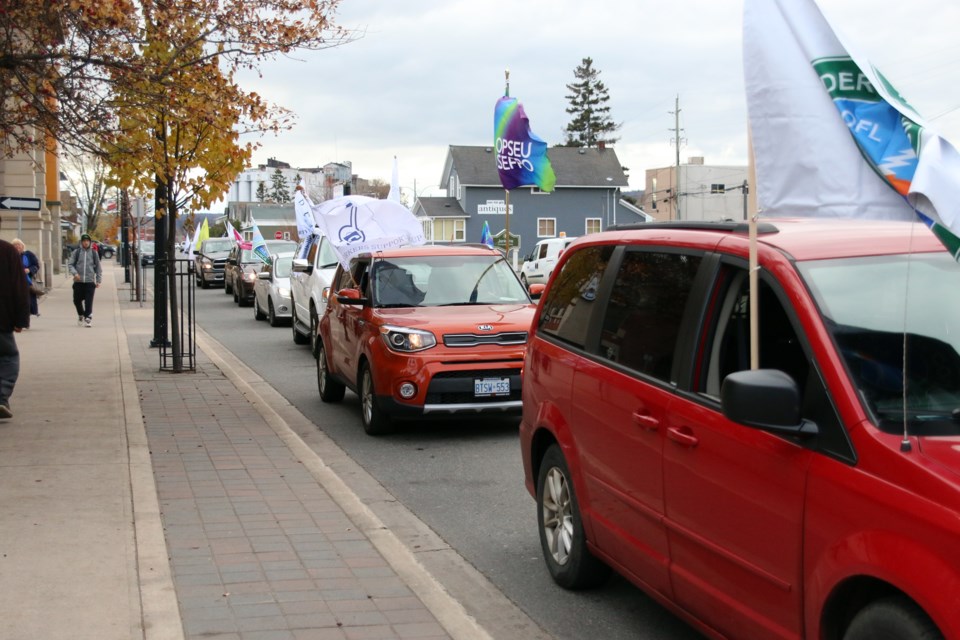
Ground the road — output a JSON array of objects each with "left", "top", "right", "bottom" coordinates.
[{"left": 191, "top": 281, "right": 704, "bottom": 640}]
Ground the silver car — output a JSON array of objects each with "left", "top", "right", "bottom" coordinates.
[{"left": 253, "top": 252, "right": 295, "bottom": 326}]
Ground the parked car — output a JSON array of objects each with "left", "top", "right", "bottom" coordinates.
[
  {"left": 254, "top": 252, "right": 296, "bottom": 326},
  {"left": 98, "top": 242, "right": 116, "bottom": 259},
  {"left": 317, "top": 244, "right": 544, "bottom": 435},
  {"left": 519, "top": 236, "right": 575, "bottom": 288},
  {"left": 138, "top": 241, "right": 155, "bottom": 267},
  {"left": 290, "top": 232, "right": 340, "bottom": 354},
  {"left": 519, "top": 219, "right": 960, "bottom": 640},
  {"left": 225, "top": 240, "right": 297, "bottom": 306},
  {"left": 194, "top": 238, "right": 235, "bottom": 288}
]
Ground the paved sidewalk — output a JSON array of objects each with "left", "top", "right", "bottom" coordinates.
[{"left": 0, "top": 262, "right": 485, "bottom": 640}]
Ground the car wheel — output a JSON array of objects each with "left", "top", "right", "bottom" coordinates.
[
  {"left": 253, "top": 296, "right": 266, "bottom": 321},
  {"left": 233, "top": 284, "right": 240, "bottom": 303},
  {"left": 309, "top": 305, "right": 319, "bottom": 358},
  {"left": 268, "top": 299, "right": 281, "bottom": 327},
  {"left": 520, "top": 274, "right": 529, "bottom": 289},
  {"left": 291, "top": 307, "right": 309, "bottom": 345},
  {"left": 843, "top": 596, "right": 941, "bottom": 640},
  {"left": 359, "top": 362, "right": 393, "bottom": 435},
  {"left": 536, "top": 444, "right": 611, "bottom": 589},
  {"left": 200, "top": 274, "right": 209, "bottom": 289},
  {"left": 224, "top": 277, "right": 232, "bottom": 295},
  {"left": 317, "top": 342, "right": 346, "bottom": 403}
]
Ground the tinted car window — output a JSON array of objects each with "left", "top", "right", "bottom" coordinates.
[
  {"left": 538, "top": 245, "right": 614, "bottom": 349},
  {"left": 598, "top": 250, "right": 701, "bottom": 381}
]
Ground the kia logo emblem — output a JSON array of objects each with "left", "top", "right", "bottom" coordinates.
[{"left": 478, "top": 324, "right": 493, "bottom": 331}]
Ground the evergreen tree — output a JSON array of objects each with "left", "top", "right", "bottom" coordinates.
[
  {"left": 255, "top": 181, "right": 268, "bottom": 202},
  {"left": 563, "top": 57, "right": 620, "bottom": 148},
  {"left": 269, "top": 168, "right": 291, "bottom": 203}
]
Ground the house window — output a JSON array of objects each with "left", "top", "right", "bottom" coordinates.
[
  {"left": 530, "top": 187, "right": 551, "bottom": 195},
  {"left": 421, "top": 218, "right": 433, "bottom": 242},
  {"left": 711, "top": 183, "right": 726, "bottom": 194},
  {"left": 433, "top": 218, "right": 465, "bottom": 242},
  {"left": 537, "top": 218, "right": 557, "bottom": 238},
  {"left": 585, "top": 218, "right": 602, "bottom": 235}
]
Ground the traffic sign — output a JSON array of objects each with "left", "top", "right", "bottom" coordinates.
[
  {"left": 0, "top": 196, "right": 41, "bottom": 211},
  {"left": 274, "top": 231, "right": 283, "bottom": 239}
]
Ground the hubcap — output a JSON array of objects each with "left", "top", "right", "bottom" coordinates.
[
  {"left": 542, "top": 467, "right": 574, "bottom": 566},
  {"left": 318, "top": 350, "right": 327, "bottom": 393},
  {"left": 362, "top": 370, "right": 374, "bottom": 424}
]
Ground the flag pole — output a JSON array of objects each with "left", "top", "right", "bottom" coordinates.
[
  {"left": 504, "top": 68, "right": 511, "bottom": 260},
  {"left": 747, "top": 128, "right": 759, "bottom": 370}
]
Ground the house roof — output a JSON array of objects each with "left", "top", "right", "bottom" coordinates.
[
  {"left": 416, "top": 197, "right": 467, "bottom": 218},
  {"left": 441, "top": 145, "right": 629, "bottom": 189}
]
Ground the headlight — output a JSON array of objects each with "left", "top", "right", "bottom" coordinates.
[
  {"left": 380, "top": 325, "right": 436, "bottom": 352},
  {"left": 202, "top": 262, "right": 212, "bottom": 270},
  {"left": 278, "top": 287, "right": 291, "bottom": 298},
  {"left": 243, "top": 272, "right": 257, "bottom": 282}
]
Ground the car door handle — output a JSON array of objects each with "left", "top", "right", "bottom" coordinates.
[
  {"left": 632, "top": 411, "right": 660, "bottom": 431},
  {"left": 667, "top": 426, "right": 699, "bottom": 448}
]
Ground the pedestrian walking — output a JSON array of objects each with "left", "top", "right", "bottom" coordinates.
[
  {"left": 68, "top": 233, "right": 102, "bottom": 328},
  {"left": 0, "top": 220, "right": 30, "bottom": 419},
  {"left": 11, "top": 238, "right": 41, "bottom": 317}
]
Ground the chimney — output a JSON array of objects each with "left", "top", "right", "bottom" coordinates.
[{"left": 598, "top": 141, "right": 606, "bottom": 151}]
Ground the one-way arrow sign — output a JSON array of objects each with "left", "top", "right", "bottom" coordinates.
[{"left": 0, "top": 196, "right": 41, "bottom": 211}]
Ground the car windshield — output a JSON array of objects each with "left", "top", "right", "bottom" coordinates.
[
  {"left": 266, "top": 240, "right": 297, "bottom": 254},
  {"left": 273, "top": 256, "right": 293, "bottom": 278},
  {"left": 799, "top": 252, "right": 960, "bottom": 436},
  {"left": 370, "top": 255, "right": 530, "bottom": 308},
  {"left": 204, "top": 240, "right": 233, "bottom": 252},
  {"left": 141, "top": 241, "right": 155, "bottom": 254}
]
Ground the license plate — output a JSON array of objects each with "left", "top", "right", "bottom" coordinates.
[{"left": 474, "top": 377, "right": 510, "bottom": 397}]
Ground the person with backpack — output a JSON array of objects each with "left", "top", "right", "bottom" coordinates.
[{"left": 68, "top": 234, "right": 102, "bottom": 327}]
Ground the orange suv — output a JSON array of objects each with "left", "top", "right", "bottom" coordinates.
[{"left": 316, "top": 244, "right": 542, "bottom": 434}]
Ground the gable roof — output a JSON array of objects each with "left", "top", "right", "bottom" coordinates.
[
  {"left": 415, "top": 197, "right": 466, "bottom": 218},
  {"left": 441, "top": 145, "right": 629, "bottom": 189}
]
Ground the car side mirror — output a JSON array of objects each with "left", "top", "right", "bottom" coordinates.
[
  {"left": 528, "top": 283, "right": 546, "bottom": 300},
  {"left": 721, "top": 369, "right": 818, "bottom": 437},
  {"left": 336, "top": 288, "right": 367, "bottom": 305},
  {"left": 291, "top": 258, "right": 312, "bottom": 274},
  {"left": 257, "top": 271, "right": 270, "bottom": 280}
]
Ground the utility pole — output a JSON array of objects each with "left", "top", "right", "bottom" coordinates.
[{"left": 669, "top": 95, "right": 684, "bottom": 220}]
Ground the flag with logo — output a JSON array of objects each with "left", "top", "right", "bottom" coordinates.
[
  {"left": 249, "top": 219, "right": 272, "bottom": 265},
  {"left": 494, "top": 96, "right": 556, "bottom": 192},
  {"left": 311, "top": 195, "right": 425, "bottom": 270},
  {"left": 480, "top": 220, "right": 494, "bottom": 248},
  {"left": 294, "top": 180, "right": 315, "bottom": 241},
  {"left": 744, "top": 0, "right": 960, "bottom": 255},
  {"left": 225, "top": 220, "right": 250, "bottom": 249}
]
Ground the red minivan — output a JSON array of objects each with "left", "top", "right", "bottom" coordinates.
[{"left": 519, "top": 219, "right": 960, "bottom": 640}]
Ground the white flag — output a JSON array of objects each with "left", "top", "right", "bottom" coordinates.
[
  {"left": 388, "top": 156, "right": 401, "bottom": 203},
  {"left": 744, "top": 0, "right": 960, "bottom": 240},
  {"left": 312, "top": 195, "right": 425, "bottom": 270},
  {"left": 294, "top": 180, "right": 315, "bottom": 240}
]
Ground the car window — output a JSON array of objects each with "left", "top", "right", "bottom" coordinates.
[
  {"left": 273, "top": 257, "right": 293, "bottom": 278},
  {"left": 538, "top": 245, "right": 614, "bottom": 349},
  {"left": 598, "top": 250, "right": 702, "bottom": 382},
  {"left": 204, "top": 240, "right": 233, "bottom": 252},
  {"left": 371, "top": 255, "right": 528, "bottom": 308},
  {"left": 316, "top": 237, "right": 339, "bottom": 269},
  {"left": 538, "top": 243, "right": 548, "bottom": 260}
]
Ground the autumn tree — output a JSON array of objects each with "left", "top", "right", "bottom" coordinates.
[
  {"left": 1, "top": 1, "right": 351, "bottom": 157},
  {"left": 61, "top": 150, "right": 113, "bottom": 233},
  {"left": 563, "top": 57, "right": 620, "bottom": 148}
]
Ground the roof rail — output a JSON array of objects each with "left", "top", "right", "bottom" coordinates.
[{"left": 609, "top": 220, "right": 780, "bottom": 235}]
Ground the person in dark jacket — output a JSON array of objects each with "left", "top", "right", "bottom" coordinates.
[
  {"left": 68, "top": 233, "right": 102, "bottom": 327},
  {"left": 0, "top": 221, "right": 31, "bottom": 419},
  {"left": 12, "top": 238, "right": 40, "bottom": 317}
]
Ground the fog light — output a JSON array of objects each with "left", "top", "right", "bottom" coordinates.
[{"left": 398, "top": 382, "right": 417, "bottom": 399}]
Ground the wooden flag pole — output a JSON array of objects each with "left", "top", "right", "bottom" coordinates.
[{"left": 503, "top": 68, "right": 511, "bottom": 260}]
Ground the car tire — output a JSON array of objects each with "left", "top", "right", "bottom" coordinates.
[
  {"left": 291, "top": 308, "right": 309, "bottom": 345},
  {"left": 520, "top": 274, "right": 529, "bottom": 289},
  {"left": 536, "top": 444, "right": 611, "bottom": 590},
  {"left": 268, "top": 299, "right": 280, "bottom": 327},
  {"left": 317, "top": 342, "right": 346, "bottom": 403},
  {"left": 843, "top": 596, "right": 941, "bottom": 640},
  {"left": 103, "top": 249, "right": 114, "bottom": 259},
  {"left": 359, "top": 362, "right": 393, "bottom": 435},
  {"left": 225, "top": 277, "right": 233, "bottom": 295},
  {"left": 233, "top": 284, "right": 240, "bottom": 303},
  {"left": 200, "top": 274, "right": 209, "bottom": 289},
  {"left": 253, "top": 297, "right": 266, "bottom": 321},
  {"left": 309, "top": 304, "right": 319, "bottom": 358}
]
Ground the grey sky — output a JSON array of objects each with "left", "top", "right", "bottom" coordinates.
[{"left": 238, "top": 0, "right": 960, "bottom": 195}]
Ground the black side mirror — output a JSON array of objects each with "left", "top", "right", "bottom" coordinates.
[{"left": 721, "top": 369, "right": 818, "bottom": 437}]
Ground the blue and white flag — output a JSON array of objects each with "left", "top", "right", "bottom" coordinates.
[
  {"left": 744, "top": 0, "right": 960, "bottom": 254},
  {"left": 480, "top": 220, "right": 494, "bottom": 248},
  {"left": 312, "top": 195, "right": 425, "bottom": 270},
  {"left": 250, "top": 219, "right": 272, "bottom": 265},
  {"left": 294, "top": 181, "right": 315, "bottom": 241}
]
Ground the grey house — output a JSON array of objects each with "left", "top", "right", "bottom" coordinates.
[{"left": 414, "top": 145, "right": 646, "bottom": 260}]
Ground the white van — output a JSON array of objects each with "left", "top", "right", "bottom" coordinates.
[
  {"left": 290, "top": 232, "right": 340, "bottom": 356},
  {"left": 519, "top": 236, "right": 576, "bottom": 288}
]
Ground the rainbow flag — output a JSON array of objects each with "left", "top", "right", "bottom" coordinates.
[
  {"left": 480, "top": 220, "right": 494, "bottom": 248},
  {"left": 494, "top": 96, "right": 556, "bottom": 192}
]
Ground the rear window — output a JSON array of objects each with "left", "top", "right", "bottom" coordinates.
[{"left": 538, "top": 245, "right": 614, "bottom": 348}]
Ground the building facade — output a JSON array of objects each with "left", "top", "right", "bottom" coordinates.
[
  {"left": 642, "top": 157, "right": 749, "bottom": 222},
  {"left": 414, "top": 145, "right": 645, "bottom": 263}
]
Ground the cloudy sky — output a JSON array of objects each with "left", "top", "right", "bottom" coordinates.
[{"left": 236, "top": 0, "right": 960, "bottom": 195}]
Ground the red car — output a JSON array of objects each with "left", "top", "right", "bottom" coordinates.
[
  {"left": 317, "top": 244, "right": 542, "bottom": 435},
  {"left": 520, "top": 219, "right": 960, "bottom": 640}
]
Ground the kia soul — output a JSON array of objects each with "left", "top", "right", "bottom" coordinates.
[
  {"left": 317, "top": 244, "right": 541, "bottom": 435},
  {"left": 520, "top": 219, "right": 960, "bottom": 640}
]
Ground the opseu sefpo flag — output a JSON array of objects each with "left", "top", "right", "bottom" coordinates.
[
  {"left": 494, "top": 96, "right": 556, "bottom": 192},
  {"left": 744, "top": 0, "right": 960, "bottom": 255},
  {"left": 250, "top": 220, "right": 272, "bottom": 266}
]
